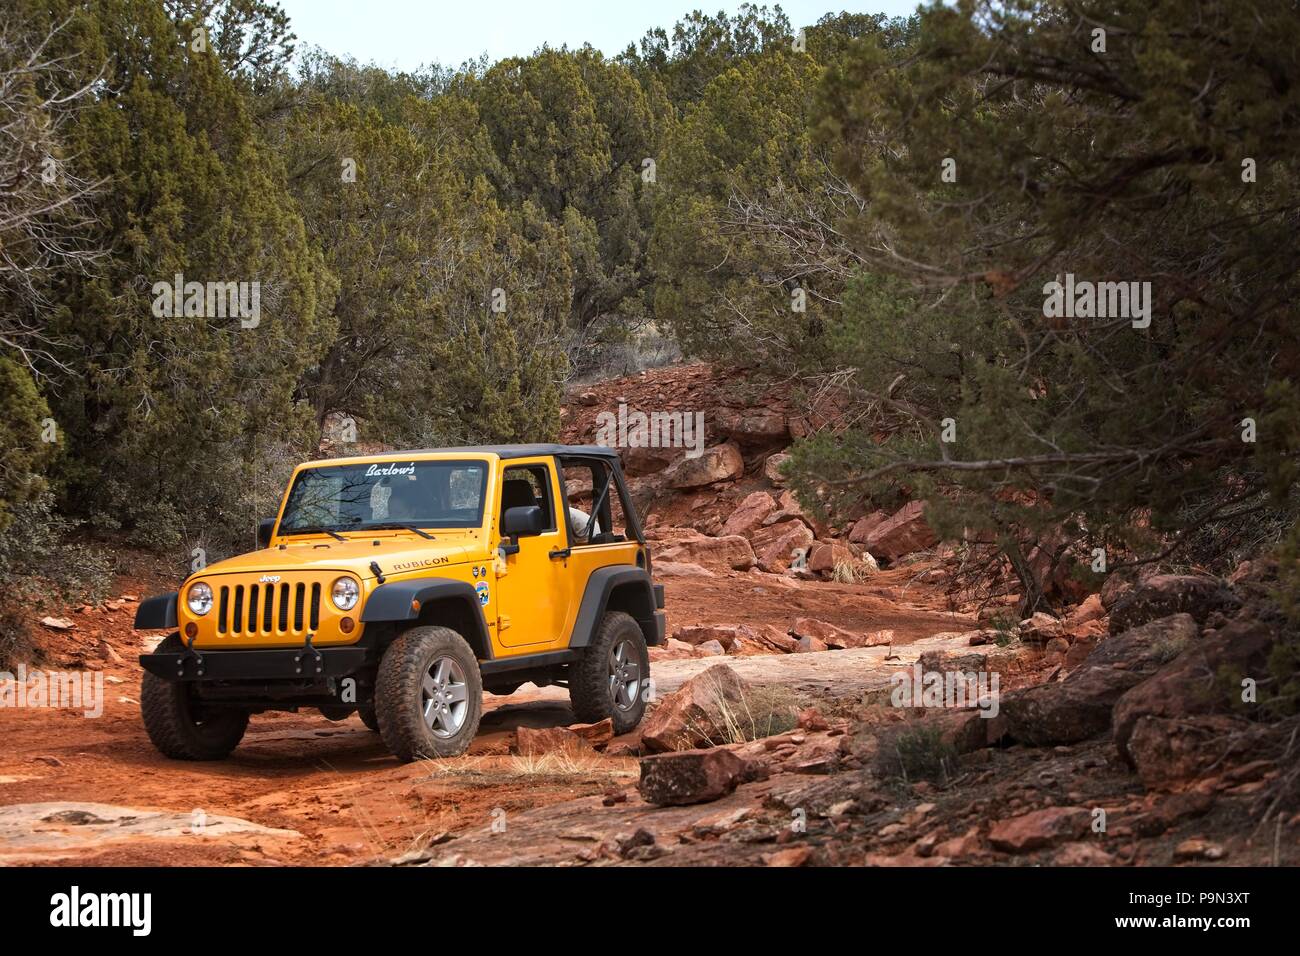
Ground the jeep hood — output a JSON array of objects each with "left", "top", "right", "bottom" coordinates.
[{"left": 194, "top": 531, "right": 488, "bottom": 581}]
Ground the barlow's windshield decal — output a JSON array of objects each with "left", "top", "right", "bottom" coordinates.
[{"left": 365, "top": 463, "right": 416, "bottom": 477}]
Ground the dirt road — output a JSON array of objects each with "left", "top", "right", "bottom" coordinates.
[{"left": 0, "top": 567, "right": 972, "bottom": 866}]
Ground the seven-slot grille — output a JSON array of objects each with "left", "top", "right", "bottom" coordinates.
[{"left": 216, "top": 580, "right": 321, "bottom": 636}]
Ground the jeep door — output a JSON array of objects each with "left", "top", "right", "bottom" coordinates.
[{"left": 491, "top": 457, "right": 575, "bottom": 651}]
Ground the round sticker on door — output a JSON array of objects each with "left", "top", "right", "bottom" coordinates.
[{"left": 475, "top": 581, "right": 490, "bottom": 606}]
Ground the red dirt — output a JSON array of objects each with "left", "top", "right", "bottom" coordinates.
[{"left": 0, "top": 552, "right": 971, "bottom": 865}]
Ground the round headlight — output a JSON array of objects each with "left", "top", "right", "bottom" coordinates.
[
  {"left": 187, "top": 582, "right": 213, "bottom": 616},
  {"left": 331, "top": 576, "right": 359, "bottom": 611}
]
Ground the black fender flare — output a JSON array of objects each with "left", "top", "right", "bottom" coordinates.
[
  {"left": 569, "top": 566, "right": 662, "bottom": 648},
  {"left": 360, "top": 577, "right": 493, "bottom": 659},
  {"left": 134, "top": 593, "right": 178, "bottom": 630}
]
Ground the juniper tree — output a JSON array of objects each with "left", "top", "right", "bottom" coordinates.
[
  {"left": 25, "top": 0, "right": 334, "bottom": 552},
  {"left": 274, "top": 56, "right": 572, "bottom": 449},
  {"left": 645, "top": 12, "right": 914, "bottom": 374},
  {"left": 0, "top": 11, "right": 105, "bottom": 528},
  {"left": 789, "top": 0, "right": 1300, "bottom": 609},
  {"left": 473, "top": 47, "right": 665, "bottom": 364}
]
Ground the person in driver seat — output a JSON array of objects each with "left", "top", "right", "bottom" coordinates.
[
  {"left": 568, "top": 503, "right": 601, "bottom": 542},
  {"left": 386, "top": 479, "right": 423, "bottom": 521}
]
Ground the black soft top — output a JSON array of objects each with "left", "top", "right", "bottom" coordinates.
[{"left": 369, "top": 444, "right": 621, "bottom": 461}]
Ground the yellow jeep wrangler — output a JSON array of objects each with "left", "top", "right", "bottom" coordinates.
[{"left": 134, "top": 445, "right": 665, "bottom": 762}]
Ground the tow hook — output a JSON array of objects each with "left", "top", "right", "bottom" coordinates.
[
  {"left": 294, "top": 631, "right": 324, "bottom": 676},
  {"left": 180, "top": 632, "right": 205, "bottom": 678}
]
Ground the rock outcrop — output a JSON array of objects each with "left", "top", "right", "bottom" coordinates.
[
  {"left": 1108, "top": 574, "right": 1241, "bottom": 634},
  {"left": 999, "top": 614, "right": 1199, "bottom": 745},
  {"left": 1112, "top": 615, "right": 1275, "bottom": 762}
]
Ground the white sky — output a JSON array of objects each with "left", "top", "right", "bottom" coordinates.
[{"left": 275, "top": 0, "right": 923, "bottom": 72}]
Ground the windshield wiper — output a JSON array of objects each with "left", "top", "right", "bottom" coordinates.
[
  {"left": 285, "top": 525, "right": 346, "bottom": 542},
  {"left": 363, "top": 522, "right": 435, "bottom": 540}
]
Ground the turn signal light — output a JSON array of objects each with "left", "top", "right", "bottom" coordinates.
[
  {"left": 184, "top": 622, "right": 198, "bottom": 638},
  {"left": 340, "top": 617, "right": 355, "bottom": 633}
]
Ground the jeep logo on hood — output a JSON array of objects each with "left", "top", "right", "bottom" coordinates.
[{"left": 259, "top": 574, "right": 281, "bottom": 583}]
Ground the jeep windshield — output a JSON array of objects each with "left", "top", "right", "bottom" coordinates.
[{"left": 278, "top": 460, "right": 488, "bottom": 534}]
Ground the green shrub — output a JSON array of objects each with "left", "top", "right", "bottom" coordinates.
[
  {"left": 0, "top": 494, "right": 112, "bottom": 669},
  {"left": 883, "top": 725, "right": 958, "bottom": 785}
]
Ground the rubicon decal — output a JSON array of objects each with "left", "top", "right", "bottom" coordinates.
[{"left": 391, "top": 556, "right": 450, "bottom": 572}]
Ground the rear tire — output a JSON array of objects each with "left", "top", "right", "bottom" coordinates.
[
  {"left": 375, "top": 626, "right": 482, "bottom": 761},
  {"left": 140, "top": 641, "right": 249, "bottom": 760},
  {"left": 569, "top": 611, "right": 649, "bottom": 735}
]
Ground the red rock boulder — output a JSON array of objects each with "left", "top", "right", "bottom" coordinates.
[
  {"left": 751, "top": 519, "right": 815, "bottom": 573},
  {"left": 807, "top": 541, "right": 854, "bottom": 574},
  {"left": 789, "top": 617, "right": 892, "bottom": 650},
  {"left": 639, "top": 664, "right": 751, "bottom": 753},
  {"left": 656, "top": 533, "right": 756, "bottom": 571},
  {"left": 713, "top": 406, "right": 790, "bottom": 448},
  {"left": 1112, "top": 615, "right": 1275, "bottom": 763},
  {"left": 848, "top": 510, "right": 888, "bottom": 544},
  {"left": 1108, "top": 573, "right": 1241, "bottom": 634},
  {"left": 720, "top": 491, "right": 778, "bottom": 538},
  {"left": 666, "top": 443, "right": 744, "bottom": 489},
  {"left": 862, "top": 501, "right": 938, "bottom": 562},
  {"left": 763, "top": 452, "right": 791, "bottom": 484},
  {"left": 516, "top": 726, "right": 594, "bottom": 757},
  {"left": 638, "top": 748, "right": 762, "bottom": 806},
  {"left": 988, "top": 806, "right": 1091, "bottom": 853}
]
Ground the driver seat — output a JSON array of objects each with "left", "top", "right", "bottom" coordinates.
[{"left": 500, "top": 478, "right": 537, "bottom": 525}]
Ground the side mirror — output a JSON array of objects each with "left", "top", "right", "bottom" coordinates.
[
  {"left": 501, "top": 505, "right": 544, "bottom": 539},
  {"left": 257, "top": 518, "right": 276, "bottom": 548}
]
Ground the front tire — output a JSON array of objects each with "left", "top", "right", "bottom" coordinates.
[
  {"left": 569, "top": 611, "right": 649, "bottom": 735},
  {"left": 375, "top": 626, "right": 482, "bottom": 761},
  {"left": 140, "top": 649, "right": 249, "bottom": 760}
]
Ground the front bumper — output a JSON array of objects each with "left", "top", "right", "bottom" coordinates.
[{"left": 140, "top": 646, "right": 369, "bottom": 682}]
